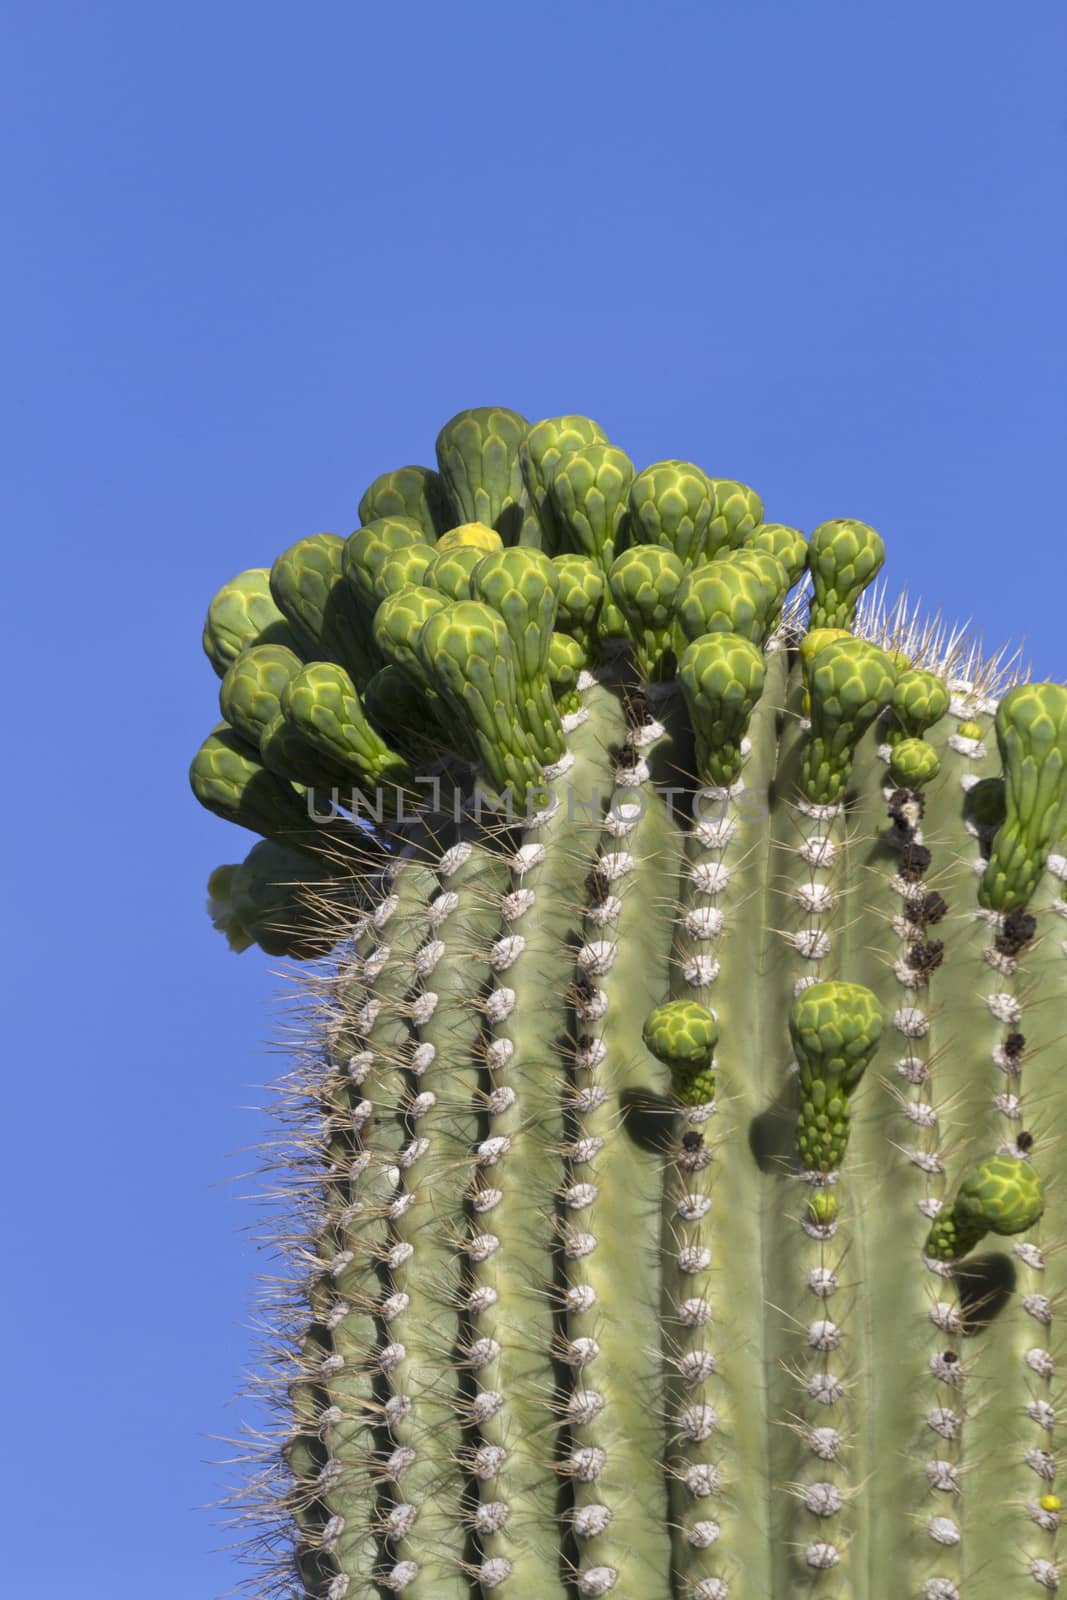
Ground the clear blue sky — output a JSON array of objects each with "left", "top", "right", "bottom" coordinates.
[{"left": 3, "top": 3, "right": 1065, "bottom": 1596}]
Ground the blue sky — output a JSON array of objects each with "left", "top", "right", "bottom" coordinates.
[{"left": 3, "top": 3, "right": 1065, "bottom": 1596}]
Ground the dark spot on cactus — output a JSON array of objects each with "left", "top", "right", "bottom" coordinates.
[
  {"left": 1004, "top": 1031, "right": 1026, "bottom": 1063},
  {"left": 681, "top": 1130, "right": 704, "bottom": 1152},
  {"left": 617, "top": 744, "right": 640, "bottom": 771},
  {"left": 905, "top": 890, "right": 948, "bottom": 927},
  {"left": 625, "top": 687, "right": 649, "bottom": 726},
  {"left": 899, "top": 842, "right": 933, "bottom": 882},
  {"left": 887, "top": 786, "right": 925, "bottom": 833},
  {"left": 942, "top": 1350, "right": 959, "bottom": 1364},
  {"left": 569, "top": 976, "right": 595, "bottom": 1008},
  {"left": 1017, "top": 1130, "right": 1035, "bottom": 1152},
  {"left": 584, "top": 866, "right": 609, "bottom": 903},
  {"left": 908, "top": 939, "right": 945, "bottom": 974},
  {"left": 576, "top": 1033, "right": 596, "bottom": 1056},
  {"left": 995, "top": 910, "right": 1038, "bottom": 956}
]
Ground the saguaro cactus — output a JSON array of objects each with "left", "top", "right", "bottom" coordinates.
[{"left": 192, "top": 407, "right": 1067, "bottom": 1600}]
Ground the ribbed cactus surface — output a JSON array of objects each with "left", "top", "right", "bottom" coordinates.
[{"left": 193, "top": 407, "right": 1067, "bottom": 1600}]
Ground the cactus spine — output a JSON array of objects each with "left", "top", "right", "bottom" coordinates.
[{"left": 194, "top": 406, "right": 1067, "bottom": 1600}]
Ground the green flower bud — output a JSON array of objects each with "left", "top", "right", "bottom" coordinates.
[
  {"left": 259, "top": 709, "right": 353, "bottom": 792},
  {"left": 190, "top": 724, "right": 337, "bottom": 854},
  {"left": 980, "top": 682, "right": 1067, "bottom": 912},
  {"left": 520, "top": 415, "right": 609, "bottom": 555},
  {"left": 803, "top": 639, "right": 898, "bottom": 805},
  {"left": 271, "top": 532, "right": 378, "bottom": 684},
  {"left": 435, "top": 406, "right": 531, "bottom": 545},
  {"left": 415, "top": 601, "right": 545, "bottom": 808},
  {"left": 706, "top": 479, "right": 764, "bottom": 557},
  {"left": 790, "top": 981, "right": 884, "bottom": 1171},
  {"left": 806, "top": 1190, "right": 839, "bottom": 1228},
  {"left": 730, "top": 548, "right": 791, "bottom": 631},
  {"left": 362, "top": 664, "right": 439, "bottom": 753},
  {"left": 888, "top": 738, "right": 941, "bottom": 790},
  {"left": 629, "top": 460, "right": 715, "bottom": 567},
  {"left": 202, "top": 568, "right": 301, "bottom": 679},
  {"left": 742, "top": 522, "right": 809, "bottom": 586},
  {"left": 372, "top": 545, "right": 434, "bottom": 604},
  {"left": 281, "top": 662, "right": 414, "bottom": 813},
  {"left": 675, "top": 559, "right": 770, "bottom": 647},
  {"left": 373, "top": 585, "right": 448, "bottom": 684},
  {"left": 470, "top": 548, "right": 565, "bottom": 765},
  {"left": 890, "top": 668, "right": 950, "bottom": 746},
  {"left": 678, "top": 633, "right": 767, "bottom": 788},
  {"left": 552, "top": 554, "right": 605, "bottom": 658},
  {"left": 548, "top": 632, "right": 586, "bottom": 712},
  {"left": 925, "top": 1155, "right": 1044, "bottom": 1261},
  {"left": 207, "top": 839, "right": 340, "bottom": 958},
  {"left": 643, "top": 1000, "right": 719, "bottom": 1105},
  {"left": 357, "top": 464, "right": 453, "bottom": 539},
  {"left": 607, "top": 546, "right": 687, "bottom": 681},
  {"left": 219, "top": 644, "right": 304, "bottom": 751},
  {"left": 807, "top": 519, "right": 886, "bottom": 630},
  {"left": 342, "top": 516, "right": 432, "bottom": 617},
  {"left": 547, "top": 444, "right": 636, "bottom": 572},
  {"left": 423, "top": 544, "right": 487, "bottom": 601}
]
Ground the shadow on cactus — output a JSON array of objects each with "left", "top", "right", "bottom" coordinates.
[{"left": 192, "top": 406, "right": 1067, "bottom": 1600}]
